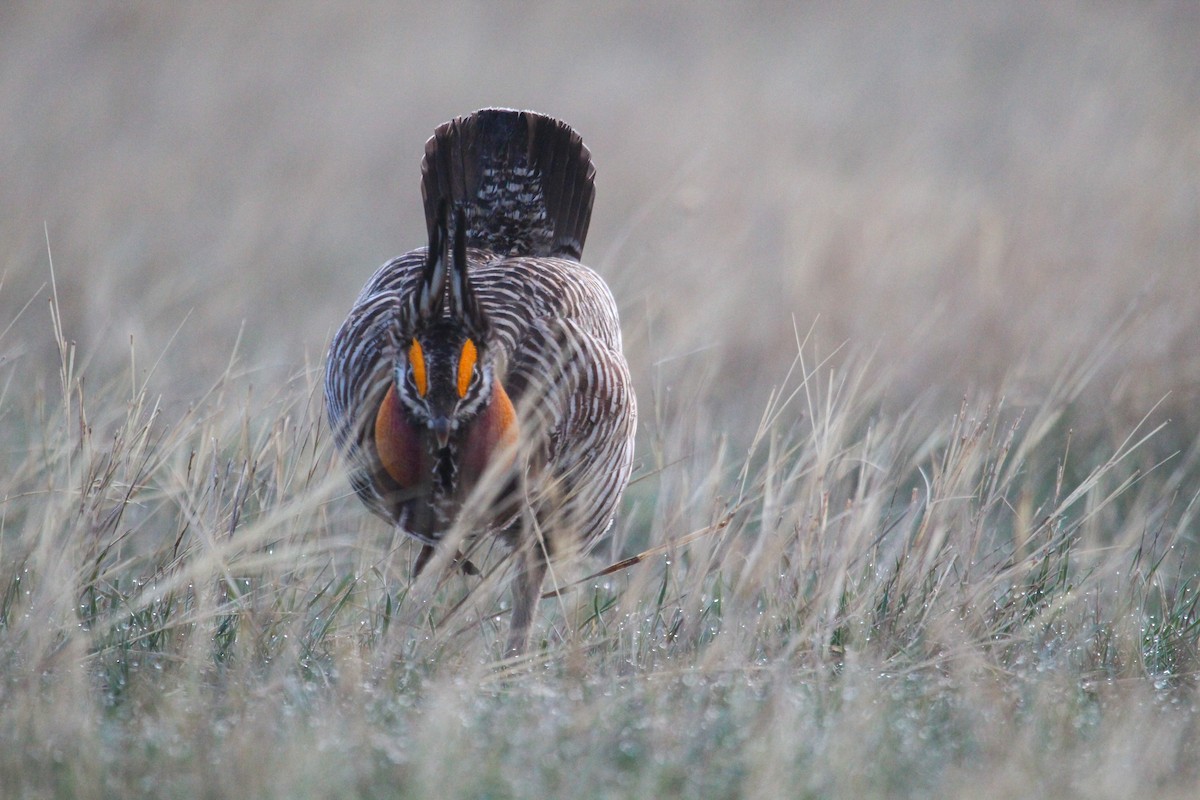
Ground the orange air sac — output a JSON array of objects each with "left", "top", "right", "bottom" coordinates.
[
  {"left": 462, "top": 381, "right": 520, "bottom": 483},
  {"left": 374, "top": 384, "right": 425, "bottom": 487}
]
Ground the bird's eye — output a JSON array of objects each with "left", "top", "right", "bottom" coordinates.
[
  {"left": 457, "top": 338, "right": 478, "bottom": 398},
  {"left": 407, "top": 339, "right": 428, "bottom": 397}
]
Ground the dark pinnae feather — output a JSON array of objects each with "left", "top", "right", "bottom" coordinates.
[
  {"left": 414, "top": 199, "right": 449, "bottom": 322},
  {"left": 448, "top": 206, "right": 488, "bottom": 339},
  {"left": 408, "top": 200, "right": 488, "bottom": 338}
]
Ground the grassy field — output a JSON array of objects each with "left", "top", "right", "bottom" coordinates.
[{"left": 3, "top": 4, "right": 1200, "bottom": 798}]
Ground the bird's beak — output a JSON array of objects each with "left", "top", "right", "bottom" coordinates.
[{"left": 431, "top": 416, "right": 451, "bottom": 449}]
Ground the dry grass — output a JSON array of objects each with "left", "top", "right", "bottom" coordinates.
[
  {"left": 3, "top": 297, "right": 1199, "bottom": 798},
  {"left": 3, "top": 3, "right": 1200, "bottom": 798}
]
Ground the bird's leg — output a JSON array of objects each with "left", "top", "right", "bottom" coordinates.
[
  {"left": 413, "top": 544, "right": 435, "bottom": 576},
  {"left": 505, "top": 540, "right": 548, "bottom": 656}
]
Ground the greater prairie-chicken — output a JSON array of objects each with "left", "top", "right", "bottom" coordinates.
[{"left": 325, "top": 109, "right": 637, "bottom": 655}]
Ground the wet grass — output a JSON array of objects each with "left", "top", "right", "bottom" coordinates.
[{"left": 2, "top": 292, "right": 1199, "bottom": 799}]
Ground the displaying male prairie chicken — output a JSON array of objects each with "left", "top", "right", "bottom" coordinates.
[{"left": 325, "top": 109, "right": 637, "bottom": 655}]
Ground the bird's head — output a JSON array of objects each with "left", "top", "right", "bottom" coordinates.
[{"left": 393, "top": 323, "right": 493, "bottom": 450}]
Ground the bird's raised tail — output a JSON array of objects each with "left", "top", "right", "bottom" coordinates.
[{"left": 420, "top": 108, "right": 596, "bottom": 260}]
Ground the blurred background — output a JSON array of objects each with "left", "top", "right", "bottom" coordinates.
[{"left": 3, "top": 2, "right": 1198, "bottom": 452}]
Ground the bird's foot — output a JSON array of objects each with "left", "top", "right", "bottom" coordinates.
[{"left": 414, "top": 544, "right": 479, "bottom": 577}]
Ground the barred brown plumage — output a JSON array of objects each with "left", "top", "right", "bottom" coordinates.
[{"left": 324, "top": 109, "right": 637, "bottom": 655}]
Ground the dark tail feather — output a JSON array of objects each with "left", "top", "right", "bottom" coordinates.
[{"left": 420, "top": 108, "right": 596, "bottom": 260}]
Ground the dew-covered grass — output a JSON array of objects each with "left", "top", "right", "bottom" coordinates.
[{"left": 3, "top": 295, "right": 1199, "bottom": 798}]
